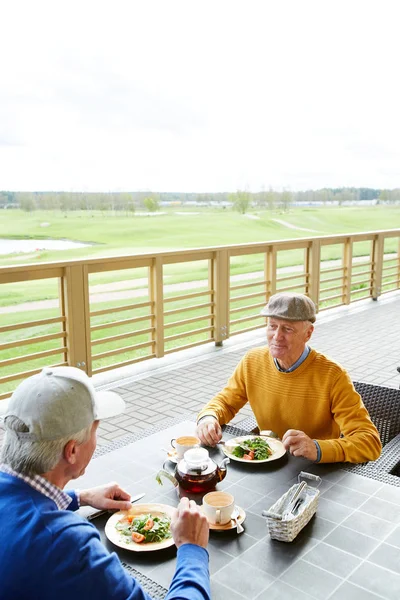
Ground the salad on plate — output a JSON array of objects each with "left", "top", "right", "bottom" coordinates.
[
  {"left": 115, "top": 512, "right": 172, "bottom": 544},
  {"left": 230, "top": 436, "right": 273, "bottom": 461}
]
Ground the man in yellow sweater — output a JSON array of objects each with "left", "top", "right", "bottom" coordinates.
[{"left": 196, "top": 292, "right": 381, "bottom": 464}]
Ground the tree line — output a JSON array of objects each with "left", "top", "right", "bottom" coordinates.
[{"left": 0, "top": 187, "right": 399, "bottom": 213}]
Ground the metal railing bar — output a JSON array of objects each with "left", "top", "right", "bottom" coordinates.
[
  {"left": 164, "top": 338, "right": 212, "bottom": 355},
  {"left": 164, "top": 302, "right": 214, "bottom": 317},
  {"left": 164, "top": 314, "right": 212, "bottom": 329},
  {"left": 90, "top": 300, "right": 151, "bottom": 317},
  {"left": 164, "top": 326, "right": 214, "bottom": 343},
  {"left": 230, "top": 314, "right": 263, "bottom": 325},
  {"left": 91, "top": 327, "right": 154, "bottom": 346},
  {"left": 164, "top": 289, "right": 212, "bottom": 303},
  {"left": 319, "top": 265, "right": 345, "bottom": 275},
  {"left": 230, "top": 290, "right": 266, "bottom": 303},
  {"left": 230, "top": 302, "right": 266, "bottom": 315},
  {"left": 229, "top": 279, "right": 268, "bottom": 291},
  {"left": 0, "top": 316, "right": 65, "bottom": 334},
  {"left": 274, "top": 272, "right": 308, "bottom": 283},
  {"left": 90, "top": 314, "right": 153, "bottom": 331},
  {"left": 0, "top": 347, "right": 68, "bottom": 369},
  {"left": 0, "top": 332, "right": 66, "bottom": 352},
  {"left": 92, "top": 340, "right": 153, "bottom": 360},
  {"left": 276, "top": 282, "right": 308, "bottom": 292}
]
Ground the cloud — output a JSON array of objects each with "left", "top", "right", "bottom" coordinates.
[{"left": 1, "top": 0, "right": 400, "bottom": 191}]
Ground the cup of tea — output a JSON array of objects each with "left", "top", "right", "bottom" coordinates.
[
  {"left": 202, "top": 491, "right": 235, "bottom": 525},
  {"left": 171, "top": 435, "right": 200, "bottom": 459}
]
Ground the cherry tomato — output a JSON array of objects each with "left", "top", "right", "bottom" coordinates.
[
  {"left": 143, "top": 518, "right": 154, "bottom": 531},
  {"left": 243, "top": 454, "right": 253, "bottom": 460},
  {"left": 132, "top": 532, "right": 145, "bottom": 543}
]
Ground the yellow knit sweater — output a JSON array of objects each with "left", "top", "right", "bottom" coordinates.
[{"left": 197, "top": 347, "right": 381, "bottom": 464}]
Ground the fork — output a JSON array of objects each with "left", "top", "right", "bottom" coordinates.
[
  {"left": 259, "top": 430, "right": 281, "bottom": 440},
  {"left": 232, "top": 507, "right": 244, "bottom": 534}
]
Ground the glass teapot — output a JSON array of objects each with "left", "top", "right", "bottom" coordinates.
[{"left": 156, "top": 448, "right": 230, "bottom": 495}]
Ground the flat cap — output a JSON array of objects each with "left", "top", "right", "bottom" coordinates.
[{"left": 260, "top": 292, "right": 316, "bottom": 323}]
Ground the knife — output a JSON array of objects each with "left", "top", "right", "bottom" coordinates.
[{"left": 86, "top": 492, "right": 146, "bottom": 521}]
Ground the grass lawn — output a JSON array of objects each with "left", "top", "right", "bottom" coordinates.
[
  {"left": 1, "top": 206, "right": 399, "bottom": 306},
  {"left": 1, "top": 205, "right": 399, "bottom": 396}
]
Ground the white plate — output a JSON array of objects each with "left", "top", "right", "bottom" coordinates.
[
  {"left": 222, "top": 435, "right": 286, "bottom": 463},
  {"left": 105, "top": 503, "right": 175, "bottom": 552}
]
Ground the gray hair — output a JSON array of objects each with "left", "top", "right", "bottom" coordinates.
[{"left": 1, "top": 416, "right": 92, "bottom": 476}]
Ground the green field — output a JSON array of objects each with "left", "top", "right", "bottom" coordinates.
[
  {"left": 1, "top": 205, "right": 399, "bottom": 395},
  {"left": 1, "top": 206, "right": 399, "bottom": 306},
  {"left": 1, "top": 205, "right": 400, "bottom": 266}
]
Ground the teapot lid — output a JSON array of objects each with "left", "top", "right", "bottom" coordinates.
[{"left": 184, "top": 448, "right": 210, "bottom": 470}]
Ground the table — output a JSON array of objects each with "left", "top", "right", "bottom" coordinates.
[{"left": 76, "top": 420, "right": 400, "bottom": 600}]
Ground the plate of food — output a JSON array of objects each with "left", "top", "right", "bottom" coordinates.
[
  {"left": 105, "top": 503, "right": 175, "bottom": 552},
  {"left": 221, "top": 435, "right": 286, "bottom": 463}
]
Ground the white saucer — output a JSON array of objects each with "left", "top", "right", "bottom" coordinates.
[
  {"left": 165, "top": 449, "right": 179, "bottom": 463},
  {"left": 204, "top": 505, "right": 246, "bottom": 531}
]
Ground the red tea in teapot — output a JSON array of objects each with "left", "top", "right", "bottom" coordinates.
[
  {"left": 157, "top": 448, "right": 229, "bottom": 496},
  {"left": 175, "top": 448, "right": 229, "bottom": 494}
]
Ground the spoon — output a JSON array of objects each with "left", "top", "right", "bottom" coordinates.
[{"left": 232, "top": 507, "right": 244, "bottom": 534}]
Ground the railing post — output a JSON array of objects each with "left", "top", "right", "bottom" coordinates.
[
  {"left": 307, "top": 240, "right": 321, "bottom": 310},
  {"left": 213, "top": 249, "right": 229, "bottom": 346},
  {"left": 371, "top": 233, "right": 384, "bottom": 300},
  {"left": 265, "top": 245, "right": 277, "bottom": 299},
  {"left": 343, "top": 237, "right": 353, "bottom": 305},
  {"left": 60, "top": 264, "right": 91, "bottom": 374},
  {"left": 150, "top": 257, "right": 164, "bottom": 358}
]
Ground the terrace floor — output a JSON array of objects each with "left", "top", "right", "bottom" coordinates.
[{"left": 1, "top": 291, "right": 400, "bottom": 447}]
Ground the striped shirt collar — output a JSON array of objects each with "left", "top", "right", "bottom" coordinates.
[
  {"left": 274, "top": 345, "right": 311, "bottom": 373},
  {"left": 0, "top": 463, "right": 72, "bottom": 511}
]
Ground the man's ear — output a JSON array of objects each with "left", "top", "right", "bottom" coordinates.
[
  {"left": 305, "top": 324, "right": 314, "bottom": 342},
  {"left": 63, "top": 439, "right": 78, "bottom": 465}
]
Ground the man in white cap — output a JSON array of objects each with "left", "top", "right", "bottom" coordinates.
[
  {"left": 0, "top": 367, "right": 210, "bottom": 600},
  {"left": 197, "top": 292, "right": 381, "bottom": 464}
]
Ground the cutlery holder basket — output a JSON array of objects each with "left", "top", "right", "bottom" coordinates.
[{"left": 263, "top": 472, "right": 321, "bottom": 542}]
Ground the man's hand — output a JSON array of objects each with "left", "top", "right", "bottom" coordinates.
[
  {"left": 79, "top": 482, "right": 132, "bottom": 511},
  {"left": 282, "top": 429, "right": 317, "bottom": 461},
  {"left": 171, "top": 497, "right": 209, "bottom": 549},
  {"left": 196, "top": 416, "right": 222, "bottom": 446}
]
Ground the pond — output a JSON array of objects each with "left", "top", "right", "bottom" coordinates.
[{"left": 0, "top": 238, "right": 91, "bottom": 255}]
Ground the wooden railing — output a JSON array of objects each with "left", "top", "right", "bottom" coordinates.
[{"left": 1, "top": 229, "right": 399, "bottom": 401}]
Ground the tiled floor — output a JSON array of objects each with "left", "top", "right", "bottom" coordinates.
[{"left": 1, "top": 291, "right": 399, "bottom": 447}]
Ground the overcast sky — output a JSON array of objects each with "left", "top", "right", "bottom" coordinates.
[{"left": 1, "top": 0, "right": 400, "bottom": 193}]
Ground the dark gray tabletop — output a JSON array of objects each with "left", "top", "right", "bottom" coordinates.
[{"left": 80, "top": 420, "right": 400, "bottom": 600}]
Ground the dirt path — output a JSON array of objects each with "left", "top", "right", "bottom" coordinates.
[{"left": 271, "top": 218, "right": 319, "bottom": 233}]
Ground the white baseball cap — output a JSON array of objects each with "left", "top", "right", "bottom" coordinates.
[{"left": 5, "top": 366, "right": 125, "bottom": 441}]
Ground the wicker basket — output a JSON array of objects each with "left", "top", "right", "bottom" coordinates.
[{"left": 263, "top": 472, "right": 321, "bottom": 542}]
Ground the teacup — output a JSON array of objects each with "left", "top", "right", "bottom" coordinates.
[
  {"left": 202, "top": 491, "right": 235, "bottom": 525},
  {"left": 171, "top": 435, "right": 200, "bottom": 459}
]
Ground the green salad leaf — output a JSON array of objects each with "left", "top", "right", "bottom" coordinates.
[
  {"left": 116, "top": 513, "right": 172, "bottom": 544},
  {"left": 231, "top": 437, "right": 273, "bottom": 460}
]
